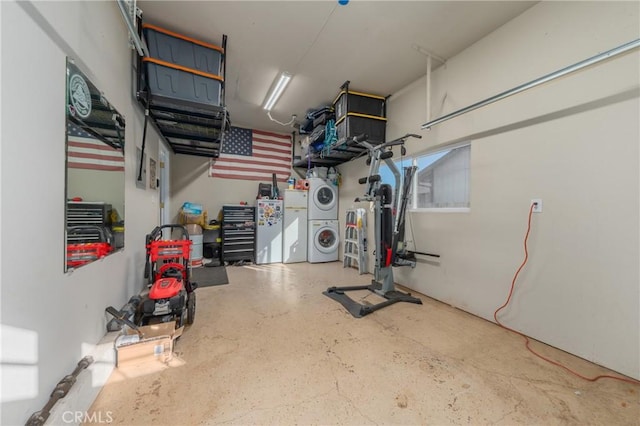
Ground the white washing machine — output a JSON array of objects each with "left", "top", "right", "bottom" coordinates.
[
  {"left": 308, "top": 177, "right": 338, "bottom": 220},
  {"left": 308, "top": 220, "right": 340, "bottom": 263}
]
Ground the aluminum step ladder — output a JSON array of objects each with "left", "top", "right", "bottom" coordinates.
[{"left": 343, "top": 208, "right": 367, "bottom": 274}]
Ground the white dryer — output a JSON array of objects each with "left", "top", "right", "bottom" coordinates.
[
  {"left": 308, "top": 220, "right": 340, "bottom": 263},
  {"left": 308, "top": 177, "right": 338, "bottom": 220}
]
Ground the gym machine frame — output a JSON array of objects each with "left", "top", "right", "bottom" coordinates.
[{"left": 324, "top": 133, "right": 426, "bottom": 317}]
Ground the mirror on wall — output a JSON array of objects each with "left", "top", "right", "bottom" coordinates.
[{"left": 65, "top": 58, "right": 125, "bottom": 272}]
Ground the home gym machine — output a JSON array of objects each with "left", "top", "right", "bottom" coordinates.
[{"left": 324, "top": 133, "right": 432, "bottom": 318}]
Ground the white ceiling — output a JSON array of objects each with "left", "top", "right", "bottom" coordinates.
[{"left": 137, "top": 1, "right": 537, "bottom": 133}]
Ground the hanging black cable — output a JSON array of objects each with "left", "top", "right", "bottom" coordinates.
[
  {"left": 137, "top": 75, "right": 151, "bottom": 182},
  {"left": 137, "top": 108, "right": 148, "bottom": 182}
]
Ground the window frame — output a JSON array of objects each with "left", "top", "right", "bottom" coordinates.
[{"left": 409, "top": 141, "right": 471, "bottom": 213}]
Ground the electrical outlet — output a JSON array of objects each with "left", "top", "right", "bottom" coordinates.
[{"left": 531, "top": 199, "right": 542, "bottom": 213}]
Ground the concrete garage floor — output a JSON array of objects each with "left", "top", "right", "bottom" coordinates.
[{"left": 89, "top": 262, "right": 639, "bottom": 425}]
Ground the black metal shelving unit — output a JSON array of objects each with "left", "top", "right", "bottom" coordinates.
[
  {"left": 136, "top": 94, "right": 229, "bottom": 158},
  {"left": 293, "top": 81, "right": 387, "bottom": 174},
  {"left": 293, "top": 139, "right": 369, "bottom": 170}
]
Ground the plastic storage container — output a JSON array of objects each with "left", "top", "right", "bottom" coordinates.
[
  {"left": 203, "top": 243, "right": 221, "bottom": 259},
  {"left": 334, "top": 90, "right": 386, "bottom": 121},
  {"left": 143, "top": 57, "right": 223, "bottom": 109},
  {"left": 112, "top": 226, "right": 124, "bottom": 249},
  {"left": 336, "top": 113, "right": 386, "bottom": 145},
  {"left": 143, "top": 24, "right": 223, "bottom": 76},
  {"left": 202, "top": 225, "right": 220, "bottom": 243},
  {"left": 190, "top": 234, "right": 204, "bottom": 267},
  {"left": 179, "top": 209, "right": 208, "bottom": 227}
]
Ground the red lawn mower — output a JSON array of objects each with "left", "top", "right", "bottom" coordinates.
[{"left": 137, "top": 225, "right": 197, "bottom": 327}]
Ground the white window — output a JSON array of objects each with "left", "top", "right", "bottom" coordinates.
[
  {"left": 414, "top": 144, "right": 470, "bottom": 209},
  {"left": 368, "top": 143, "right": 470, "bottom": 211}
]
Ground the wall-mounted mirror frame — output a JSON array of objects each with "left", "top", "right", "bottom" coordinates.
[{"left": 65, "top": 58, "right": 125, "bottom": 272}]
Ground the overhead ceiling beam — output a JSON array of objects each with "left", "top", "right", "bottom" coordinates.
[{"left": 421, "top": 38, "right": 640, "bottom": 130}]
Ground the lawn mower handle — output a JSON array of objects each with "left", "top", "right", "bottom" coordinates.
[
  {"left": 105, "top": 306, "right": 143, "bottom": 337},
  {"left": 146, "top": 224, "right": 190, "bottom": 244},
  {"left": 144, "top": 224, "right": 191, "bottom": 279}
]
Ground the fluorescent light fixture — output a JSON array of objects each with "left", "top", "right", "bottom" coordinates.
[{"left": 263, "top": 72, "right": 292, "bottom": 111}]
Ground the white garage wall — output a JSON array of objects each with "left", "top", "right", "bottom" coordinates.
[
  {"left": 1, "top": 1, "right": 163, "bottom": 424},
  {"left": 339, "top": 1, "right": 639, "bottom": 378},
  {"left": 170, "top": 155, "right": 261, "bottom": 223},
  {"left": 171, "top": 150, "right": 296, "bottom": 223}
]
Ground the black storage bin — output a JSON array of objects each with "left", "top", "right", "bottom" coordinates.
[
  {"left": 309, "top": 125, "right": 326, "bottom": 145},
  {"left": 203, "top": 226, "right": 220, "bottom": 244},
  {"left": 312, "top": 111, "right": 334, "bottom": 128},
  {"left": 203, "top": 243, "right": 221, "bottom": 259},
  {"left": 334, "top": 90, "right": 386, "bottom": 121},
  {"left": 143, "top": 57, "right": 222, "bottom": 109},
  {"left": 143, "top": 24, "right": 223, "bottom": 76},
  {"left": 336, "top": 113, "right": 386, "bottom": 145}
]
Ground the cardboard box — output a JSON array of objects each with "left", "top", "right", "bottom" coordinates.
[
  {"left": 179, "top": 210, "right": 207, "bottom": 227},
  {"left": 114, "top": 321, "right": 183, "bottom": 367}
]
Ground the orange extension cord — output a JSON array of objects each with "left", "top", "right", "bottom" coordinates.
[{"left": 493, "top": 203, "right": 640, "bottom": 385}]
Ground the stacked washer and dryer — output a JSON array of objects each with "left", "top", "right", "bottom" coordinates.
[{"left": 307, "top": 177, "right": 340, "bottom": 263}]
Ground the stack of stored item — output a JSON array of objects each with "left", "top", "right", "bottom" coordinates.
[
  {"left": 300, "top": 106, "right": 334, "bottom": 134},
  {"left": 185, "top": 223, "right": 204, "bottom": 267},
  {"left": 136, "top": 22, "right": 228, "bottom": 158},
  {"left": 141, "top": 24, "right": 224, "bottom": 110},
  {"left": 333, "top": 80, "right": 387, "bottom": 145},
  {"left": 299, "top": 106, "right": 336, "bottom": 154},
  {"left": 179, "top": 202, "right": 207, "bottom": 227},
  {"left": 202, "top": 222, "right": 222, "bottom": 265},
  {"left": 181, "top": 202, "right": 204, "bottom": 214}
]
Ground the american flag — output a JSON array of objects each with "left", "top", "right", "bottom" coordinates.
[
  {"left": 209, "top": 126, "right": 292, "bottom": 182},
  {"left": 67, "top": 122, "right": 124, "bottom": 171}
]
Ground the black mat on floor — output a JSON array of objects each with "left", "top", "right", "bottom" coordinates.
[{"left": 191, "top": 265, "right": 229, "bottom": 287}]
